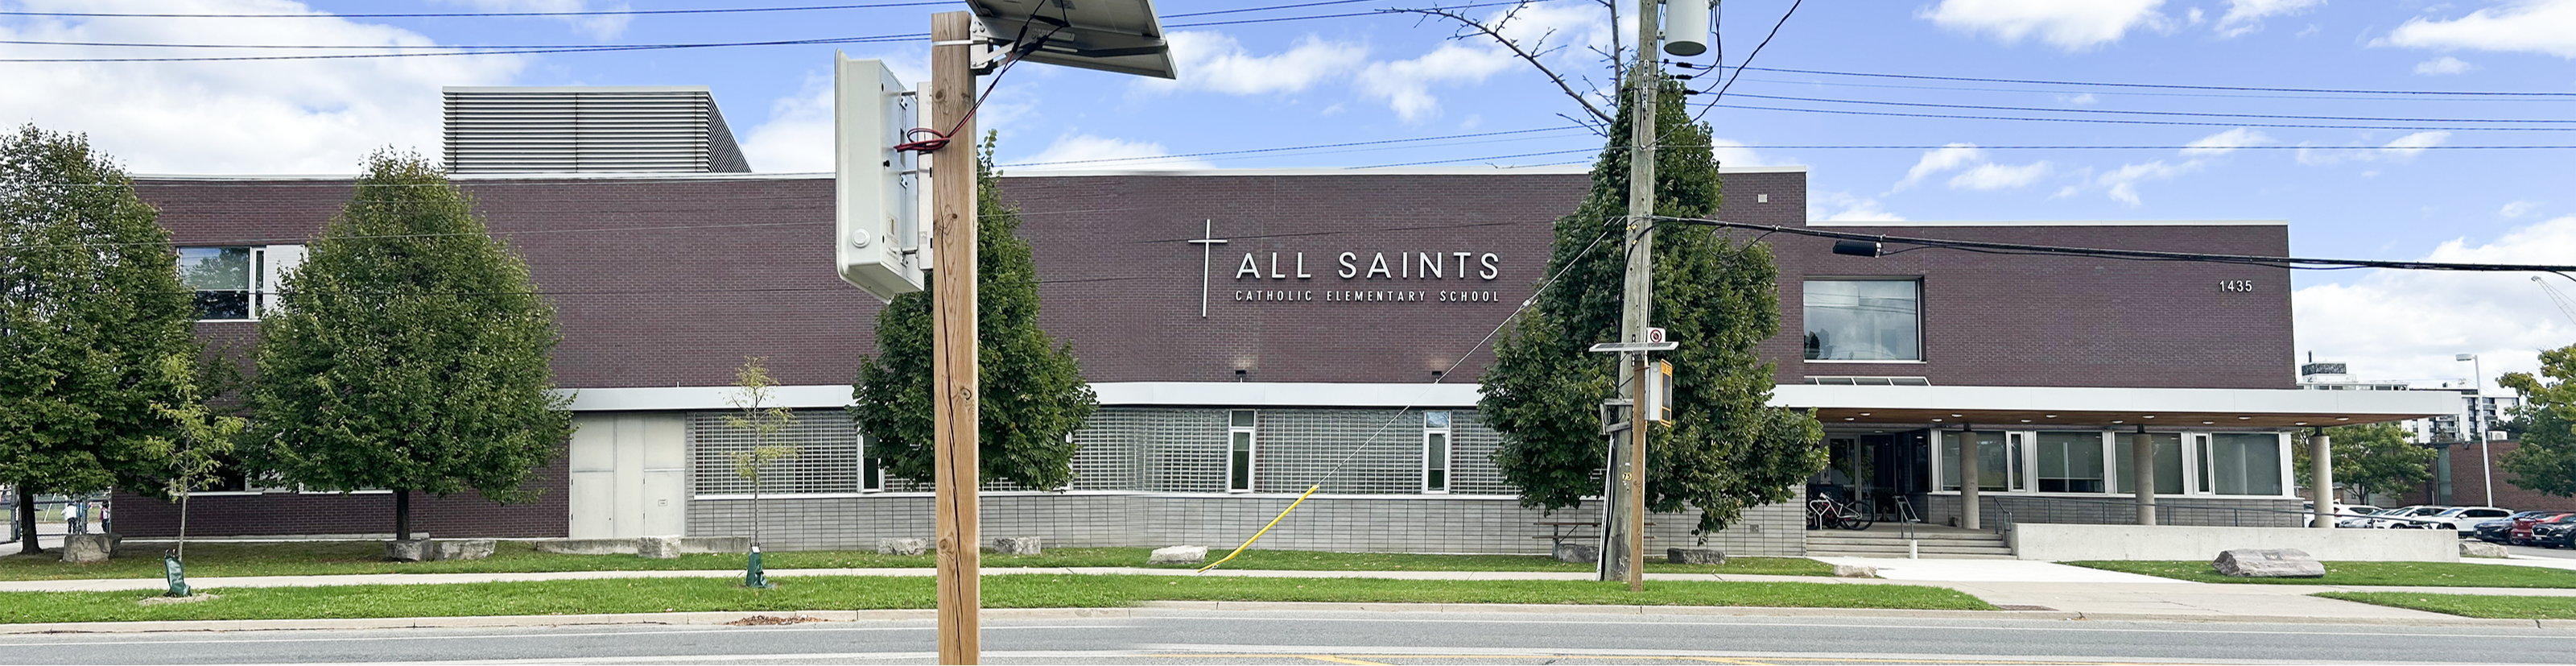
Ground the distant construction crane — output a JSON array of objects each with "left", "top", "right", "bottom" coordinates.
[{"left": 2538, "top": 276, "right": 2576, "bottom": 326}]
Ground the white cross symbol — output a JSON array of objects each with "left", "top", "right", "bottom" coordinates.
[{"left": 1187, "top": 219, "right": 1227, "bottom": 318}]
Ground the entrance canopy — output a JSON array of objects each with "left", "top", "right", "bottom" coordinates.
[{"left": 1773, "top": 385, "right": 2458, "bottom": 429}]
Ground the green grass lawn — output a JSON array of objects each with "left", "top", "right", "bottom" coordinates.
[
  {"left": 0, "top": 573, "right": 1988, "bottom": 624},
  {"left": 0, "top": 541, "right": 1830, "bottom": 581},
  {"left": 2316, "top": 591, "right": 2576, "bottom": 619},
  {"left": 2066, "top": 560, "right": 2576, "bottom": 588}
]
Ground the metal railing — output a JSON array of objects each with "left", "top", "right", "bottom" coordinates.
[
  {"left": 1891, "top": 496, "right": 1920, "bottom": 540},
  {"left": 1990, "top": 494, "right": 2322, "bottom": 528}
]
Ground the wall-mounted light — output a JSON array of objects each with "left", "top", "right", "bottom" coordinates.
[{"left": 1831, "top": 239, "right": 1883, "bottom": 258}]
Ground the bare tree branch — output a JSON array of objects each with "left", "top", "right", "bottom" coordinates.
[{"left": 1389, "top": 3, "right": 1616, "bottom": 126}]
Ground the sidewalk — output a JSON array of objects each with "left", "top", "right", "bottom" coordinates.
[{"left": 6, "top": 557, "right": 2574, "bottom": 626}]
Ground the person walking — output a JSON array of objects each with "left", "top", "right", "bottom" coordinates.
[{"left": 63, "top": 500, "right": 85, "bottom": 536}]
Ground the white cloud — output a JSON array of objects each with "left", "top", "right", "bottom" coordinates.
[
  {"left": 1921, "top": 0, "right": 2169, "bottom": 51},
  {"left": 2294, "top": 217, "right": 2576, "bottom": 387},
  {"left": 1894, "top": 143, "right": 1984, "bottom": 190},
  {"left": 1810, "top": 191, "right": 1905, "bottom": 222},
  {"left": 2503, "top": 201, "right": 2543, "bottom": 218},
  {"left": 2061, "top": 93, "right": 2100, "bottom": 105},
  {"left": 0, "top": 0, "right": 524, "bottom": 174},
  {"left": 2215, "top": 0, "right": 2326, "bottom": 38},
  {"left": 2380, "top": 0, "right": 2576, "bottom": 58},
  {"left": 1948, "top": 161, "right": 2053, "bottom": 190},
  {"left": 439, "top": 0, "right": 632, "bottom": 40},
  {"left": 737, "top": 72, "right": 832, "bottom": 173},
  {"left": 2413, "top": 56, "right": 2477, "bottom": 75},
  {"left": 2182, "top": 127, "right": 2274, "bottom": 155},
  {"left": 1141, "top": 31, "right": 1368, "bottom": 96},
  {"left": 1356, "top": 43, "right": 1516, "bottom": 122},
  {"left": 2295, "top": 131, "right": 2452, "bottom": 165},
  {"left": 1705, "top": 138, "right": 1771, "bottom": 168},
  {"left": 1013, "top": 134, "right": 1214, "bottom": 171},
  {"left": 2095, "top": 159, "right": 2204, "bottom": 205}
]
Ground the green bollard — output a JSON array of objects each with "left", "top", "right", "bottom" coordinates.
[
  {"left": 745, "top": 546, "right": 773, "bottom": 589},
  {"left": 164, "top": 553, "right": 190, "bottom": 598}
]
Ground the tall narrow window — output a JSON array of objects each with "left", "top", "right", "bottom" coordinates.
[
  {"left": 858, "top": 434, "right": 884, "bottom": 492},
  {"left": 1423, "top": 411, "right": 1452, "bottom": 493},
  {"left": 1228, "top": 410, "right": 1256, "bottom": 492},
  {"left": 2207, "top": 432, "right": 2285, "bottom": 495},
  {"left": 1803, "top": 279, "right": 1922, "bottom": 361},
  {"left": 1936, "top": 431, "right": 2021, "bottom": 491}
]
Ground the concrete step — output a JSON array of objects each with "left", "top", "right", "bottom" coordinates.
[{"left": 1806, "top": 544, "right": 2014, "bottom": 554}]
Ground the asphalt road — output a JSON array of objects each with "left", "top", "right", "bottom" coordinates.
[
  {"left": 2, "top": 609, "right": 2569, "bottom": 665},
  {"left": 2500, "top": 543, "right": 2576, "bottom": 560}
]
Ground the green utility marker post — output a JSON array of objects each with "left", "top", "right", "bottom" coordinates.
[
  {"left": 745, "top": 546, "right": 773, "bottom": 589},
  {"left": 163, "top": 553, "right": 190, "bottom": 598}
]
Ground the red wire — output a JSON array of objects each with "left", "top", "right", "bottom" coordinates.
[{"left": 893, "top": 29, "right": 1052, "bottom": 154}]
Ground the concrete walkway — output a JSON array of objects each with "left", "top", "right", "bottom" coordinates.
[{"left": 6, "top": 557, "right": 2574, "bottom": 626}]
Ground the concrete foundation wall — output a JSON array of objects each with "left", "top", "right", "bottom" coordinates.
[
  {"left": 687, "top": 493, "right": 1806, "bottom": 556},
  {"left": 2009, "top": 523, "right": 2459, "bottom": 561}
]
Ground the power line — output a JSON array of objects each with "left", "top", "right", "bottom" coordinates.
[
  {"left": 1706, "top": 0, "right": 1799, "bottom": 105},
  {"left": 1726, "top": 93, "right": 2576, "bottom": 125},
  {"left": 1699, "top": 101, "right": 2576, "bottom": 132},
  {"left": 1736, "top": 65, "right": 2576, "bottom": 98},
  {"left": 1654, "top": 215, "right": 2576, "bottom": 275},
  {"left": 0, "top": 2, "right": 946, "bottom": 19}
]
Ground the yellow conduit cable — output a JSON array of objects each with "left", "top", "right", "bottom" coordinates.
[{"left": 1197, "top": 484, "right": 1320, "bottom": 573}]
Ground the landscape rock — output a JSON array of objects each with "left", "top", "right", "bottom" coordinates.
[
  {"left": 681, "top": 536, "right": 750, "bottom": 555},
  {"left": 638, "top": 536, "right": 684, "bottom": 559},
  {"left": 992, "top": 536, "right": 1042, "bottom": 556},
  {"left": 2211, "top": 548, "right": 2326, "bottom": 577},
  {"left": 532, "top": 539, "right": 636, "bottom": 556},
  {"left": 2461, "top": 540, "right": 2508, "bottom": 559},
  {"left": 1552, "top": 543, "right": 1600, "bottom": 564},
  {"left": 1832, "top": 564, "right": 1878, "bottom": 578},
  {"left": 1666, "top": 548, "right": 1727, "bottom": 565},
  {"left": 60, "top": 534, "right": 118, "bottom": 564},
  {"left": 431, "top": 539, "right": 496, "bottom": 561},
  {"left": 877, "top": 537, "right": 929, "bottom": 556},
  {"left": 386, "top": 539, "right": 431, "bottom": 562},
  {"left": 1147, "top": 545, "right": 1208, "bottom": 565}
]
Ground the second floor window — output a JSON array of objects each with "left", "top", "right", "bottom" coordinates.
[
  {"left": 1804, "top": 279, "right": 1922, "bottom": 361},
  {"left": 178, "top": 245, "right": 303, "bottom": 321}
]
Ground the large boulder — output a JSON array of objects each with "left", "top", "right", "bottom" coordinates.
[
  {"left": 637, "top": 536, "right": 684, "bottom": 559},
  {"left": 2211, "top": 548, "right": 2326, "bottom": 578},
  {"left": 992, "top": 536, "right": 1042, "bottom": 556},
  {"left": 877, "top": 538, "right": 928, "bottom": 556},
  {"left": 1552, "top": 543, "right": 1600, "bottom": 564},
  {"left": 2461, "top": 540, "right": 2509, "bottom": 559},
  {"left": 1666, "top": 548, "right": 1727, "bottom": 565},
  {"left": 431, "top": 539, "right": 496, "bottom": 561},
  {"left": 386, "top": 539, "right": 431, "bottom": 562},
  {"left": 1147, "top": 545, "right": 1208, "bottom": 565},
  {"left": 1832, "top": 564, "right": 1879, "bottom": 578},
  {"left": 60, "top": 534, "right": 118, "bottom": 564}
]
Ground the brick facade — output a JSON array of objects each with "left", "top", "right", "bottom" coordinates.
[{"left": 2399, "top": 440, "right": 2576, "bottom": 511}]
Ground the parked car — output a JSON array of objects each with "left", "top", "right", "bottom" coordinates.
[
  {"left": 2537, "top": 519, "right": 2576, "bottom": 548},
  {"left": 2342, "top": 505, "right": 2447, "bottom": 528},
  {"left": 2392, "top": 507, "right": 2515, "bottom": 536},
  {"left": 2477, "top": 511, "right": 2557, "bottom": 544},
  {"left": 2514, "top": 513, "right": 2576, "bottom": 545}
]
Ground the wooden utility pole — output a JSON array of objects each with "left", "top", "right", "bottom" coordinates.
[
  {"left": 929, "top": 10, "right": 981, "bottom": 664},
  {"left": 1604, "top": 0, "right": 1660, "bottom": 593}
]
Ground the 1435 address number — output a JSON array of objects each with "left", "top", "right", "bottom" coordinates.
[{"left": 2219, "top": 279, "right": 2256, "bottom": 292}]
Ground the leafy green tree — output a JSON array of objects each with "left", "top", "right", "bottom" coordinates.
[
  {"left": 138, "top": 353, "right": 244, "bottom": 594},
  {"left": 1480, "top": 79, "right": 1826, "bottom": 536},
  {"left": 0, "top": 126, "right": 199, "bottom": 553},
  {"left": 724, "top": 358, "right": 798, "bottom": 551},
  {"left": 852, "top": 134, "right": 1096, "bottom": 490},
  {"left": 2292, "top": 422, "right": 2436, "bottom": 502},
  {"left": 2501, "top": 343, "right": 2576, "bottom": 497},
  {"left": 245, "top": 151, "right": 572, "bottom": 542}
]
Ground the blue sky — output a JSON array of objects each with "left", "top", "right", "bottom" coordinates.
[{"left": 3, "top": 0, "right": 2571, "bottom": 390}]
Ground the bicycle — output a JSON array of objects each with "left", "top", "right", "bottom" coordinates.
[{"left": 1806, "top": 494, "right": 1875, "bottom": 531}]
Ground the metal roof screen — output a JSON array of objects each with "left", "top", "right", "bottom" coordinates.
[{"left": 444, "top": 86, "right": 751, "bottom": 174}]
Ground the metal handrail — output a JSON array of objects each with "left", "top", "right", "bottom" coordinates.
[
  {"left": 1893, "top": 496, "right": 1920, "bottom": 540},
  {"left": 1989, "top": 494, "right": 2329, "bottom": 527}
]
